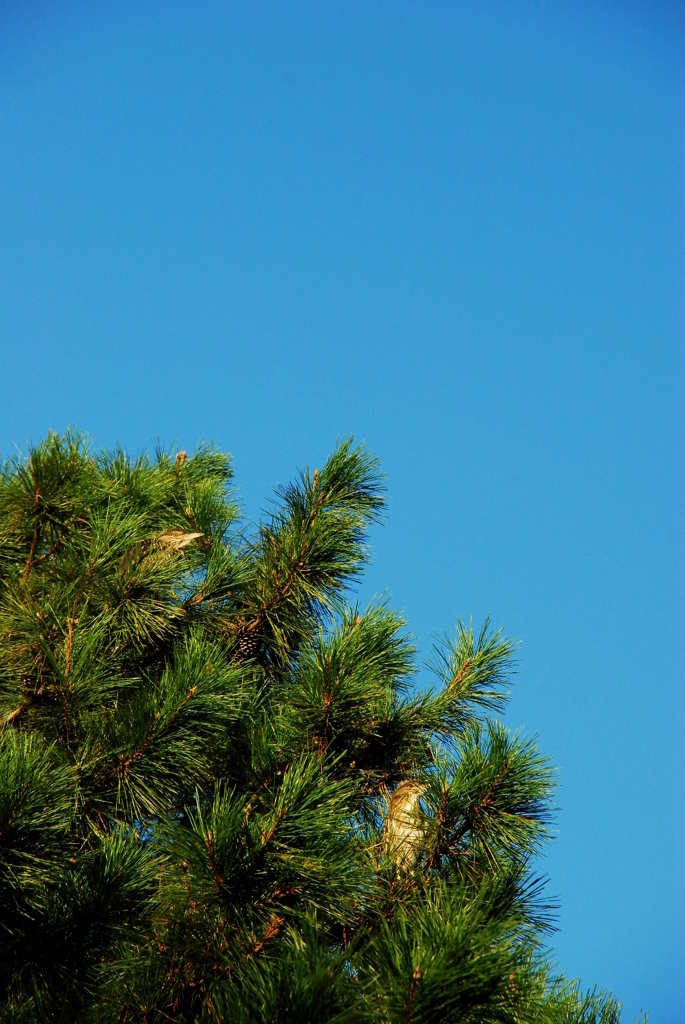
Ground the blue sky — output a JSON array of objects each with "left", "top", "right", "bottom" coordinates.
[{"left": 0, "top": 1, "right": 683, "bottom": 1018}]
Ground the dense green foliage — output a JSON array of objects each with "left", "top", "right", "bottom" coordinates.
[{"left": 0, "top": 432, "right": 635, "bottom": 1022}]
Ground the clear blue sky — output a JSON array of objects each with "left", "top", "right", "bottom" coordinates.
[{"left": 0, "top": 1, "right": 682, "bottom": 1018}]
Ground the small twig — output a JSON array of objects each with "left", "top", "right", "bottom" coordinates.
[
  {"left": 250, "top": 913, "right": 284, "bottom": 956},
  {"left": 22, "top": 526, "right": 40, "bottom": 584},
  {"left": 405, "top": 965, "right": 421, "bottom": 1023},
  {"left": 261, "top": 804, "right": 286, "bottom": 847},
  {"left": 65, "top": 617, "right": 79, "bottom": 681},
  {"left": 206, "top": 829, "right": 224, "bottom": 891}
]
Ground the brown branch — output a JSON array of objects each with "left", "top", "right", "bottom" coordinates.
[
  {"left": 65, "top": 617, "right": 78, "bottom": 681},
  {"left": 305, "top": 473, "right": 327, "bottom": 531},
  {"left": 261, "top": 804, "right": 286, "bottom": 847},
  {"left": 206, "top": 828, "right": 223, "bottom": 891},
  {"left": 0, "top": 778, "right": 32, "bottom": 841},
  {"left": 250, "top": 912, "right": 284, "bottom": 956},
  {"left": 228, "top": 545, "right": 309, "bottom": 660},
  {"left": 449, "top": 656, "right": 471, "bottom": 690},
  {"left": 450, "top": 759, "right": 511, "bottom": 847},
  {"left": 206, "top": 997, "right": 221, "bottom": 1024},
  {"left": 22, "top": 525, "right": 40, "bottom": 584},
  {"left": 251, "top": 476, "right": 328, "bottom": 625},
  {"left": 405, "top": 965, "right": 421, "bottom": 1024},
  {"left": 209, "top": 480, "right": 330, "bottom": 654},
  {"left": 57, "top": 616, "right": 81, "bottom": 749},
  {"left": 120, "top": 686, "right": 197, "bottom": 774}
]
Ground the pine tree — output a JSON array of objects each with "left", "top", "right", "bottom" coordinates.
[{"left": 0, "top": 431, "right": 639, "bottom": 1023}]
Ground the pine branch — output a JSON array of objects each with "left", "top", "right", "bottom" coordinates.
[{"left": 0, "top": 433, "right": 628, "bottom": 1022}]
